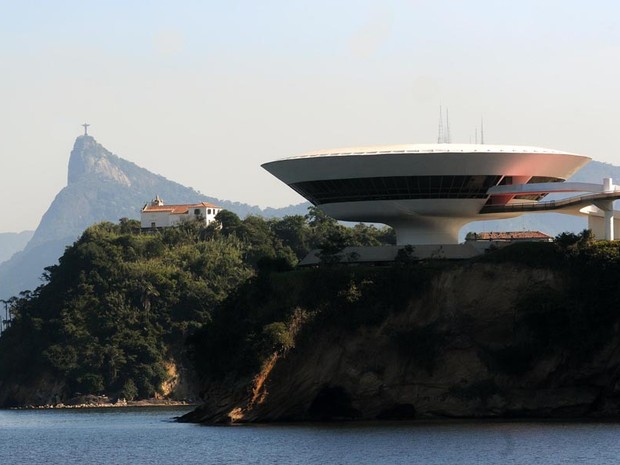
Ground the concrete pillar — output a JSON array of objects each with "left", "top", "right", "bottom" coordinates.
[
  {"left": 390, "top": 217, "right": 466, "bottom": 245},
  {"left": 594, "top": 199, "right": 615, "bottom": 240},
  {"left": 605, "top": 209, "right": 614, "bottom": 241},
  {"left": 604, "top": 177, "right": 613, "bottom": 193}
]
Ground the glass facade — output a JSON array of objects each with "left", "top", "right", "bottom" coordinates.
[
  {"left": 290, "top": 175, "right": 565, "bottom": 205},
  {"left": 290, "top": 175, "right": 505, "bottom": 205}
]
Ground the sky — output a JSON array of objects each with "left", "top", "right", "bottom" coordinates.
[{"left": 1, "top": 0, "right": 620, "bottom": 232}]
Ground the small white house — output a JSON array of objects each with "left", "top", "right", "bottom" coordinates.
[{"left": 141, "top": 196, "right": 222, "bottom": 229}]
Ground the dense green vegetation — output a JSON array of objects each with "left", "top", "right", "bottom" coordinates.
[
  {"left": 0, "top": 210, "right": 393, "bottom": 404},
  {"left": 4, "top": 212, "right": 620, "bottom": 408}
]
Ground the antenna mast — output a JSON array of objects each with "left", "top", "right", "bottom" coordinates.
[
  {"left": 438, "top": 106, "right": 452, "bottom": 143},
  {"left": 480, "top": 117, "right": 484, "bottom": 144},
  {"left": 438, "top": 106, "right": 444, "bottom": 143}
]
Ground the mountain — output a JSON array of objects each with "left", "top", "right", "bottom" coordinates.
[
  {"left": 0, "top": 135, "right": 308, "bottom": 299},
  {"left": 28, "top": 135, "right": 308, "bottom": 249},
  {"left": 0, "top": 231, "right": 33, "bottom": 264}
]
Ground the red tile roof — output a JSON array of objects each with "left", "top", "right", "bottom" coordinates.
[{"left": 469, "top": 231, "right": 553, "bottom": 241}]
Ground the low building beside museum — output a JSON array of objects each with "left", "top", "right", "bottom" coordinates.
[{"left": 141, "top": 196, "right": 222, "bottom": 229}]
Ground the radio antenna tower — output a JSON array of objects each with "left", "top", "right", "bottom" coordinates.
[
  {"left": 480, "top": 117, "right": 484, "bottom": 144},
  {"left": 437, "top": 106, "right": 451, "bottom": 143},
  {"left": 438, "top": 106, "right": 444, "bottom": 143}
]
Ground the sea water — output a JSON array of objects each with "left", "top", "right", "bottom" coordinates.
[{"left": 1, "top": 407, "right": 620, "bottom": 464}]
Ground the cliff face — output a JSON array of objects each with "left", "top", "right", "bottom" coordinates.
[
  {"left": 0, "top": 372, "right": 67, "bottom": 407},
  {"left": 185, "top": 260, "right": 620, "bottom": 423},
  {"left": 67, "top": 136, "right": 132, "bottom": 187}
]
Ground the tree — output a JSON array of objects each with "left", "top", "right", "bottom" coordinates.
[
  {"left": 317, "top": 229, "right": 349, "bottom": 265},
  {"left": 271, "top": 215, "right": 309, "bottom": 259},
  {"left": 215, "top": 210, "right": 242, "bottom": 236}
]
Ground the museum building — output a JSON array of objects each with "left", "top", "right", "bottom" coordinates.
[{"left": 263, "top": 144, "right": 620, "bottom": 245}]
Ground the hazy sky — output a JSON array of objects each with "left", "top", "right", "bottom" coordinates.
[{"left": 2, "top": 0, "right": 620, "bottom": 232}]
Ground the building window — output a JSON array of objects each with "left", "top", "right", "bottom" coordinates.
[
  {"left": 208, "top": 209, "right": 212, "bottom": 215},
  {"left": 290, "top": 175, "right": 514, "bottom": 205},
  {"left": 194, "top": 209, "right": 200, "bottom": 215},
  {"left": 151, "top": 222, "right": 156, "bottom": 228}
]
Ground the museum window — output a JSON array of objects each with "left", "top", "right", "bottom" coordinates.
[{"left": 290, "top": 175, "right": 506, "bottom": 205}]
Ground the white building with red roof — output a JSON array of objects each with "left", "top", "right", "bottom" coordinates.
[{"left": 141, "top": 196, "right": 222, "bottom": 229}]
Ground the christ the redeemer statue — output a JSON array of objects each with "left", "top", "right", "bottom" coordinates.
[{"left": 82, "top": 123, "right": 90, "bottom": 135}]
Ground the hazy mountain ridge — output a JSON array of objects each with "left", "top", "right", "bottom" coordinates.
[{"left": 0, "top": 231, "right": 34, "bottom": 264}]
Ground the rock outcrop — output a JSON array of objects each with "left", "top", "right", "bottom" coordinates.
[
  {"left": 184, "top": 260, "right": 620, "bottom": 423},
  {"left": 67, "top": 136, "right": 132, "bottom": 187},
  {"left": 0, "top": 372, "right": 67, "bottom": 407}
]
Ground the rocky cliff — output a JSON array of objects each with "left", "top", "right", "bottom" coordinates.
[{"left": 184, "top": 244, "right": 620, "bottom": 422}]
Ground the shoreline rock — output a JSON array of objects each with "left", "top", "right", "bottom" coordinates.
[
  {"left": 184, "top": 261, "right": 620, "bottom": 423},
  {"left": 9, "top": 398, "right": 197, "bottom": 410}
]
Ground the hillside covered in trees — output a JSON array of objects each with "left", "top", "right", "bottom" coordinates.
[
  {"left": 5, "top": 206, "right": 620, "bottom": 422},
  {"left": 0, "top": 209, "right": 393, "bottom": 406}
]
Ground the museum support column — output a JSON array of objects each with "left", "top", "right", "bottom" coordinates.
[{"left": 597, "top": 178, "right": 614, "bottom": 241}]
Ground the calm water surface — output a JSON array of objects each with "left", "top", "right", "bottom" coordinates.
[{"left": 1, "top": 407, "right": 620, "bottom": 464}]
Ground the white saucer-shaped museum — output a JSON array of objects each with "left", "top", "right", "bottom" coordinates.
[{"left": 262, "top": 144, "right": 620, "bottom": 245}]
